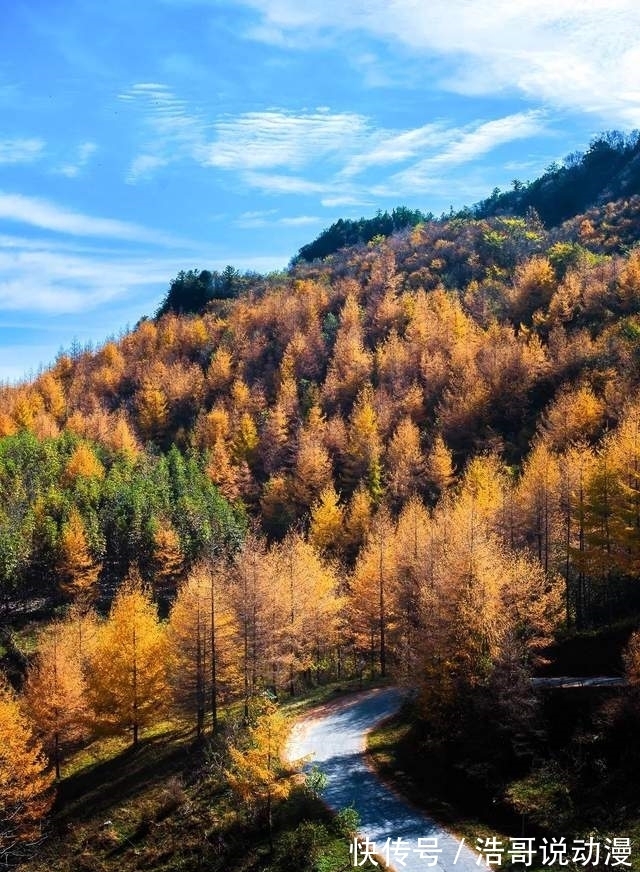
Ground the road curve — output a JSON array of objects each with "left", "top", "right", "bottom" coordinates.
[{"left": 285, "top": 686, "right": 479, "bottom": 872}]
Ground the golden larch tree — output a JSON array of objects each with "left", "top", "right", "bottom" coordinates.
[
  {"left": 309, "top": 484, "right": 344, "bottom": 557},
  {"left": 348, "top": 509, "right": 397, "bottom": 677},
  {"left": 57, "top": 508, "right": 100, "bottom": 608},
  {"left": 226, "top": 696, "right": 296, "bottom": 852},
  {"left": 151, "top": 517, "right": 183, "bottom": 598},
  {"left": 271, "top": 533, "right": 342, "bottom": 694},
  {"left": 136, "top": 379, "right": 169, "bottom": 442},
  {"left": 206, "top": 438, "right": 240, "bottom": 501},
  {"left": 385, "top": 416, "right": 425, "bottom": 506},
  {"left": 86, "top": 573, "right": 168, "bottom": 747},
  {"left": 424, "top": 434, "right": 454, "bottom": 501},
  {"left": 291, "top": 428, "right": 333, "bottom": 511},
  {"left": 0, "top": 673, "right": 54, "bottom": 863},
  {"left": 63, "top": 442, "right": 105, "bottom": 485},
  {"left": 168, "top": 561, "right": 240, "bottom": 735},
  {"left": 24, "top": 620, "right": 88, "bottom": 778}
]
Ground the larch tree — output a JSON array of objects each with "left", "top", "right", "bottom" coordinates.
[
  {"left": 168, "top": 560, "right": 239, "bottom": 735},
  {"left": 24, "top": 620, "right": 88, "bottom": 779},
  {"left": 562, "top": 443, "right": 596, "bottom": 628},
  {"left": 231, "top": 412, "right": 259, "bottom": 468},
  {"left": 151, "top": 517, "right": 183, "bottom": 599},
  {"left": 342, "top": 384, "right": 383, "bottom": 500},
  {"left": 136, "top": 379, "right": 169, "bottom": 442},
  {"left": 206, "top": 346, "right": 234, "bottom": 394},
  {"left": 393, "top": 496, "right": 432, "bottom": 679},
  {"left": 309, "top": 484, "right": 344, "bottom": 558},
  {"left": 226, "top": 696, "right": 296, "bottom": 852},
  {"left": 322, "top": 293, "right": 373, "bottom": 411},
  {"left": 86, "top": 573, "right": 168, "bottom": 747},
  {"left": 385, "top": 416, "right": 425, "bottom": 507},
  {"left": 290, "top": 427, "right": 333, "bottom": 512},
  {"left": 63, "top": 442, "right": 105, "bottom": 486},
  {"left": 343, "top": 484, "right": 373, "bottom": 564},
  {"left": 206, "top": 438, "right": 240, "bottom": 502},
  {"left": 260, "top": 403, "right": 291, "bottom": 476},
  {"left": 56, "top": 508, "right": 100, "bottom": 608},
  {"left": 581, "top": 441, "right": 624, "bottom": 622},
  {"left": 516, "top": 440, "right": 561, "bottom": 574},
  {"left": 108, "top": 412, "right": 140, "bottom": 460},
  {"left": 36, "top": 372, "right": 66, "bottom": 424},
  {"left": 424, "top": 435, "right": 455, "bottom": 502},
  {"left": 232, "top": 536, "right": 274, "bottom": 715},
  {"left": 0, "top": 673, "right": 54, "bottom": 864},
  {"left": 271, "top": 533, "right": 342, "bottom": 694},
  {"left": 348, "top": 509, "right": 397, "bottom": 677},
  {"left": 609, "top": 403, "right": 640, "bottom": 574},
  {"left": 541, "top": 384, "right": 604, "bottom": 451}
]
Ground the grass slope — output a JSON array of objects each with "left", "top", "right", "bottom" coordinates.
[{"left": 23, "top": 680, "right": 382, "bottom": 872}]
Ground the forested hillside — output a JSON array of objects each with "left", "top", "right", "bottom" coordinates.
[{"left": 4, "top": 142, "right": 640, "bottom": 868}]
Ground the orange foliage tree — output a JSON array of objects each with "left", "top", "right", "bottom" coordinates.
[
  {"left": 86, "top": 573, "right": 168, "bottom": 747},
  {"left": 0, "top": 673, "right": 54, "bottom": 863}
]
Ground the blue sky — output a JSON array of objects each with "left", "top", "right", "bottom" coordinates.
[{"left": 1, "top": 0, "right": 639, "bottom": 380}]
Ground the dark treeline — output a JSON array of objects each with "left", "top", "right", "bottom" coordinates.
[{"left": 469, "top": 129, "right": 640, "bottom": 228}]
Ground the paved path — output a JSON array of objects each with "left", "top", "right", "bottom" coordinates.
[{"left": 285, "top": 687, "right": 479, "bottom": 872}]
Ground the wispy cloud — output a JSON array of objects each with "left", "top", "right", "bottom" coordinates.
[
  {"left": 340, "top": 122, "right": 451, "bottom": 178},
  {"left": 231, "top": 0, "right": 640, "bottom": 125},
  {"left": 56, "top": 141, "right": 98, "bottom": 178},
  {"left": 200, "top": 109, "right": 368, "bottom": 171},
  {"left": 384, "top": 112, "right": 546, "bottom": 193},
  {"left": 127, "top": 154, "right": 170, "bottom": 183},
  {"left": 120, "top": 82, "right": 209, "bottom": 183},
  {"left": 0, "top": 138, "right": 45, "bottom": 164},
  {"left": 0, "top": 233, "right": 288, "bottom": 316},
  {"left": 235, "top": 210, "right": 319, "bottom": 228},
  {"left": 279, "top": 215, "right": 319, "bottom": 226},
  {"left": 122, "top": 84, "right": 370, "bottom": 181},
  {"left": 120, "top": 81, "right": 547, "bottom": 204},
  {"left": 0, "top": 192, "right": 179, "bottom": 245}
]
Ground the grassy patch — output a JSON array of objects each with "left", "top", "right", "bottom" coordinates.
[
  {"left": 281, "top": 675, "right": 391, "bottom": 720},
  {"left": 25, "top": 685, "right": 365, "bottom": 872}
]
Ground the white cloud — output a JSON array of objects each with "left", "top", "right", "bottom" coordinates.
[
  {"left": 232, "top": 0, "right": 640, "bottom": 125},
  {"left": 386, "top": 111, "right": 545, "bottom": 192},
  {"left": 123, "top": 84, "right": 371, "bottom": 182},
  {"left": 0, "top": 234, "right": 288, "bottom": 317},
  {"left": 241, "top": 172, "right": 330, "bottom": 195},
  {"left": 57, "top": 141, "right": 98, "bottom": 178},
  {"left": 320, "top": 194, "right": 374, "bottom": 208},
  {"left": 121, "top": 82, "right": 210, "bottom": 182},
  {"left": 0, "top": 248, "right": 172, "bottom": 314},
  {"left": 127, "top": 153, "right": 170, "bottom": 183},
  {"left": 279, "top": 215, "right": 319, "bottom": 226},
  {"left": 0, "top": 138, "right": 45, "bottom": 164},
  {"left": 0, "top": 192, "right": 179, "bottom": 245},
  {"left": 235, "top": 210, "right": 320, "bottom": 228},
  {"left": 119, "top": 82, "right": 547, "bottom": 203},
  {"left": 235, "top": 209, "right": 277, "bottom": 228},
  {"left": 200, "top": 109, "right": 368, "bottom": 171},
  {"left": 340, "top": 122, "right": 450, "bottom": 178}
]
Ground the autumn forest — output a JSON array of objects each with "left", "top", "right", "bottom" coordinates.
[{"left": 4, "top": 133, "right": 640, "bottom": 869}]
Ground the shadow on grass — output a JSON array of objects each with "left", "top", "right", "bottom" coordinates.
[{"left": 54, "top": 724, "right": 197, "bottom": 825}]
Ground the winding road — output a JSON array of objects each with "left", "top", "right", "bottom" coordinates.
[{"left": 285, "top": 687, "right": 479, "bottom": 872}]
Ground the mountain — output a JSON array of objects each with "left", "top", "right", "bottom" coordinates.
[{"left": 4, "top": 131, "right": 640, "bottom": 871}]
